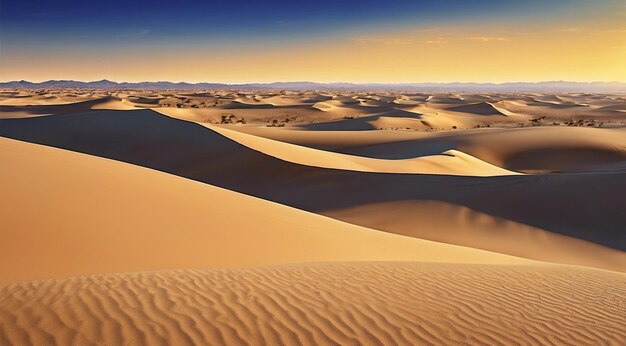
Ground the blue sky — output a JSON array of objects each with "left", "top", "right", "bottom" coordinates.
[
  {"left": 1, "top": 1, "right": 595, "bottom": 44},
  {"left": 1, "top": 0, "right": 624, "bottom": 82}
]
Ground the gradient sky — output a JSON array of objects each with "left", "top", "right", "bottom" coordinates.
[{"left": 1, "top": 0, "right": 625, "bottom": 83}]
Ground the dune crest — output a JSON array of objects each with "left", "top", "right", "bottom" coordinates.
[
  {"left": 0, "top": 95, "right": 136, "bottom": 118},
  {"left": 209, "top": 125, "right": 520, "bottom": 176},
  {"left": 0, "top": 137, "right": 528, "bottom": 283},
  {"left": 1, "top": 109, "right": 623, "bottom": 271}
]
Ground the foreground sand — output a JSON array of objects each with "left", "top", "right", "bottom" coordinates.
[{"left": 2, "top": 263, "right": 625, "bottom": 345}]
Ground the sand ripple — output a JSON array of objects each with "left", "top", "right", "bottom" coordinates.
[{"left": 2, "top": 262, "right": 624, "bottom": 345}]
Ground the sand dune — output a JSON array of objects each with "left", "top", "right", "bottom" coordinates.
[
  {"left": 301, "top": 107, "right": 442, "bottom": 131},
  {"left": 209, "top": 124, "right": 519, "bottom": 176},
  {"left": 223, "top": 100, "right": 278, "bottom": 109},
  {"left": 2, "top": 90, "right": 623, "bottom": 130},
  {"left": 256, "top": 94, "right": 320, "bottom": 106},
  {"left": 311, "top": 99, "right": 379, "bottom": 120},
  {"left": 300, "top": 126, "right": 626, "bottom": 174},
  {"left": 1, "top": 137, "right": 528, "bottom": 283},
  {"left": 0, "top": 95, "right": 135, "bottom": 118},
  {"left": 425, "top": 95, "right": 467, "bottom": 104},
  {"left": 0, "top": 93, "right": 97, "bottom": 106},
  {"left": 238, "top": 126, "right": 626, "bottom": 173},
  {"left": 216, "top": 125, "right": 432, "bottom": 149},
  {"left": 494, "top": 97, "right": 624, "bottom": 121},
  {"left": 154, "top": 104, "right": 329, "bottom": 125},
  {"left": 0, "top": 109, "right": 624, "bottom": 271},
  {"left": 2, "top": 90, "right": 626, "bottom": 345},
  {"left": 447, "top": 102, "right": 508, "bottom": 116},
  {"left": 324, "top": 200, "right": 626, "bottom": 271},
  {"left": 386, "top": 102, "right": 527, "bottom": 129},
  {"left": 2, "top": 263, "right": 624, "bottom": 345}
]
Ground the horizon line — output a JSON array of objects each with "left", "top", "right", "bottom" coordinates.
[{"left": 3, "top": 79, "right": 626, "bottom": 85}]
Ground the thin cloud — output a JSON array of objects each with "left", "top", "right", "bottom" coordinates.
[
  {"left": 467, "top": 36, "right": 511, "bottom": 43},
  {"left": 559, "top": 27, "right": 581, "bottom": 32},
  {"left": 426, "top": 37, "right": 447, "bottom": 44},
  {"left": 354, "top": 38, "right": 414, "bottom": 45},
  {"left": 119, "top": 29, "right": 151, "bottom": 37}
]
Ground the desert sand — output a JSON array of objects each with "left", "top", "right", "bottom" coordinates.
[
  {"left": 1, "top": 89, "right": 625, "bottom": 345},
  {"left": 2, "top": 263, "right": 625, "bottom": 345},
  {"left": 0, "top": 136, "right": 526, "bottom": 283}
]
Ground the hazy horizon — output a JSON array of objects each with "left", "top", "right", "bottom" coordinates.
[{"left": 3, "top": 78, "right": 626, "bottom": 85}]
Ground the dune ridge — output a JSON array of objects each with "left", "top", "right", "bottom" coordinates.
[
  {"left": 1, "top": 110, "right": 624, "bottom": 271},
  {"left": 232, "top": 126, "right": 626, "bottom": 173},
  {"left": 209, "top": 125, "right": 520, "bottom": 176},
  {"left": 0, "top": 95, "right": 135, "bottom": 118},
  {"left": 0, "top": 137, "right": 527, "bottom": 283}
]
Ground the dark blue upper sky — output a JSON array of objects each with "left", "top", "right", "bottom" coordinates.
[{"left": 1, "top": 0, "right": 594, "bottom": 44}]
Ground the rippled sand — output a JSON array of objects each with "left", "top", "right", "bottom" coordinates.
[{"left": 2, "top": 263, "right": 625, "bottom": 345}]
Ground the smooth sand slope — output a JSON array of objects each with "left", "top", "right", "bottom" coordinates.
[
  {"left": 333, "top": 127, "right": 626, "bottom": 174},
  {"left": 0, "top": 137, "right": 528, "bottom": 283},
  {"left": 227, "top": 126, "right": 626, "bottom": 173},
  {"left": 208, "top": 125, "right": 519, "bottom": 176},
  {"left": 322, "top": 199, "right": 626, "bottom": 272},
  {"left": 0, "top": 95, "right": 135, "bottom": 118},
  {"left": 2, "top": 263, "right": 625, "bottom": 345},
  {"left": 1, "top": 109, "right": 624, "bottom": 271}
]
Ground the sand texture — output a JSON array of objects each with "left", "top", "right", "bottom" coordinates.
[{"left": 2, "top": 263, "right": 625, "bottom": 346}]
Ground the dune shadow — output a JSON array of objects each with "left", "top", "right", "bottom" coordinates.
[{"left": 1, "top": 108, "right": 624, "bottom": 251}]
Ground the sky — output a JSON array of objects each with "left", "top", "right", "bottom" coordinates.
[{"left": 1, "top": 0, "right": 625, "bottom": 83}]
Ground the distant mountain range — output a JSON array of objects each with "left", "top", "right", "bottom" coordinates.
[{"left": 1, "top": 79, "right": 625, "bottom": 92}]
